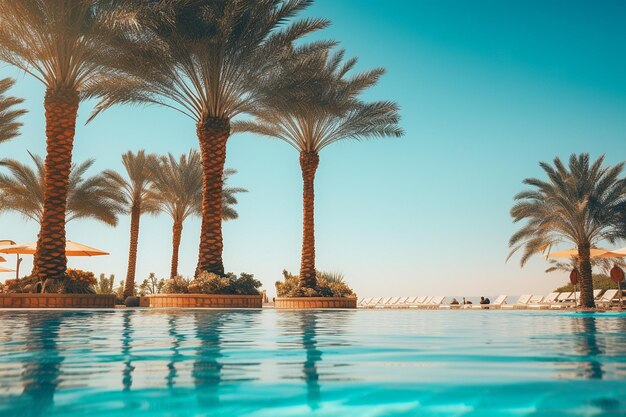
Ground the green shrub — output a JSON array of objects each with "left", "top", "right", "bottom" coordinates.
[
  {"left": 94, "top": 273, "right": 115, "bottom": 294},
  {"left": 42, "top": 269, "right": 97, "bottom": 294},
  {"left": 275, "top": 270, "right": 356, "bottom": 298},
  {"left": 556, "top": 274, "right": 621, "bottom": 293},
  {"left": 138, "top": 273, "right": 166, "bottom": 296},
  {"left": 162, "top": 275, "right": 191, "bottom": 294},
  {"left": 1, "top": 275, "right": 39, "bottom": 293},
  {"left": 162, "top": 272, "right": 262, "bottom": 295}
]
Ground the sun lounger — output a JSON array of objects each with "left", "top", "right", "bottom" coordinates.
[
  {"left": 427, "top": 296, "right": 445, "bottom": 309},
  {"left": 389, "top": 297, "right": 402, "bottom": 307},
  {"left": 596, "top": 289, "right": 619, "bottom": 308},
  {"left": 593, "top": 289, "right": 602, "bottom": 300},
  {"left": 556, "top": 292, "right": 573, "bottom": 302},
  {"left": 375, "top": 297, "right": 394, "bottom": 308},
  {"left": 527, "top": 293, "right": 558, "bottom": 310},
  {"left": 501, "top": 294, "right": 532, "bottom": 310},
  {"left": 393, "top": 296, "right": 410, "bottom": 308},
  {"left": 358, "top": 297, "right": 373, "bottom": 307},
  {"left": 469, "top": 295, "right": 507, "bottom": 309},
  {"left": 409, "top": 296, "right": 430, "bottom": 308},
  {"left": 404, "top": 296, "right": 419, "bottom": 306},
  {"left": 367, "top": 297, "right": 383, "bottom": 308}
]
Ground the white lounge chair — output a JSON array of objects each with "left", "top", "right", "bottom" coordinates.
[
  {"left": 527, "top": 293, "right": 558, "bottom": 310},
  {"left": 470, "top": 295, "right": 507, "bottom": 309},
  {"left": 394, "top": 296, "right": 410, "bottom": 308},
  {"left": 427, "top": 296, "right": 445, "bottom": 309},
  {"left": 375, "top": 297, "right": 394, "bottom": 308},
  {"left": 411, "top": 296, "right": 432, "bottom": 308},
  {"left": 596, "top": 289, "right": 619, "bottom": 308},
  {"left": 358, "top": 297, "right": 373, "bottom": 307},
  {"left": 501, "top": 294, "right": 532, "bottom": 310},
  {"left": 368, "top": 297, "right": 383, "bottom": 308}
]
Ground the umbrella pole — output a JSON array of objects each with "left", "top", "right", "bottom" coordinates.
[{"left": 15, "top": 255, "right": 21, "bottom": 281}]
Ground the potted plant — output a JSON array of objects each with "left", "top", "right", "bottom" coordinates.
[{"left": 275, "top": 271, "right": 357, "bottom": 309}]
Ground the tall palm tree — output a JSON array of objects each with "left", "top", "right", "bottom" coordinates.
[
  {"left": 0, "top": 78, "right": 26, "bottom": 144},
  {"left": 0, "top": 153, "right": 124, "bottom": 225},
  {"left": 150, "top": 150, "right": 247, "bottom": 278},
  {"left": 103, "top": 150, "right": 159, "bottom": 299},
  {"left": 0, "top": 0, "right": 128, "bottom": 282},
  {"left": 89, "top": 0, "right": 329, "bottom": 277},
  {"left": 233, "top": 48, "right": 403, "bottom": 293},
  {"left": 508, "top": 154, "right": 626, "bottom": 308}
]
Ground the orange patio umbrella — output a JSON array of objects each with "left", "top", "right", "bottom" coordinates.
[{"left": 0, "top": 240, "right": 109, "bottom": 257}]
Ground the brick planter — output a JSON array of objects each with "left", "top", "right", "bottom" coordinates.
[
  {"left": 275, "top": 297, "right": 357, "bottom": 309},
  {"left": 145, "top": 294, "right": 263, "bottom": 308},
  {"left": 0, "top": 294, "right": 115, "bottom": 308}
]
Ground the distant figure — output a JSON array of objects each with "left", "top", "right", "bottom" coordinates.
[
  {"left": 479, "top": 297, "right": 486, "bottom": 304},
  {"left": 485, "top": 297, "right": 491, "bottom": 304},
  {"left": 450, "top": 298, "right": 459, "bottom": 305},
  {"left": 462, "top": 297, "right": 472, "bottom": 305}
]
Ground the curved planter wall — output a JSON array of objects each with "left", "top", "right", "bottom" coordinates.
[
  {"left": 275, "top": 297, "right": 357, "bottom": 309},
  {"left": 0, "top": 294, "right": 115, "bottom": 308},
  {"left": 146, "top": 294, "right": 263, "bottom": 308}
]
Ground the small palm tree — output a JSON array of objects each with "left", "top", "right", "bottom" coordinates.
[
  {"left": 0, "top": 78, "right": 26, "bottom": 144},
  {"left": 103, "top": 150, "right": 159, "bottom": 299},
  {"left": 0, "top": 0, "right": 128, "bottom": 282},
  {"left": 0, "top": 153, "right": 124, "bottom": 225},
  {"left": 233, "top": 48, "right": 403, "bottom": 293},
  {"left": 508, "top": 154, "right": 626, "bottom": 308},
  {"left": 90, "top": 0, "right": 328, "bottom": 277},
  {"left": 150, "top": 150, "right": 247, "bottom": 278}
]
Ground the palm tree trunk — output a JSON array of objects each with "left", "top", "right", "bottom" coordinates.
[
  {"left": 124, "top": 203, "right": 141, "bottom": 298},
  {"left": 170, "top": 220, "right": 183, "bottom": 278},
  {"left": 299, "top": 151, "right": 319, "bottom": 290},
  {"left": 195, "top": 117, "right": 229, "bottom": 277},
  {"left": 35, "top": 89, "right": 79, "bottom": 287},
  {"left": 578, "top": 243, "right": 595, "bottom": 308}
]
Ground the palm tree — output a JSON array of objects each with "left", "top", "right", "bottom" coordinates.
[
  {"left": 508, "top": 154, "right": 626, "bottom": 308},
  {"left": 0, "top": 78, "right": 26, "bottom": 144},
  {"left": 0, "top": 0, "right": 128, "bottom": 282},
  {"left": 233, "top": 48, "right": 403, "bottom": 293},
  {"left": 0, "top": 153, "right": 124, "bottom": 225},
  {"left": 150, "top": 150, "right": 247, "bottom": 278},
  {"left": 89, "top": 0, "right": 329, "bottom": 277},
  {"left": 103, "top": 150, "right": 159, "bottom": 299}
]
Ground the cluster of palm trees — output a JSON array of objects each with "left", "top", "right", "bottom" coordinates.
[
  {"left": 0, "top": 149, "right": 245, "bottom": 297},
  {"left": 509, "top": 153, "right": 626, "bottom": 308},
  {"left": 0, "top": 1, "right": 403, "bottom": 296}
]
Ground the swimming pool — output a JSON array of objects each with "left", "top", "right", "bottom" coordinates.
[{"left": 0, "top": 309, "right": 625, "bottom": 416}]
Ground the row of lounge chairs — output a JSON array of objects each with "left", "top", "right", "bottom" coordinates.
[
  {"left": 358, "top": 290, "right": 624, "bottom": 310},
  {"left": 358, "top": 295, "right": 507, "bottom": 309},
  {"left": 501, "top": 289, "right": 622, "bottom": 310}
]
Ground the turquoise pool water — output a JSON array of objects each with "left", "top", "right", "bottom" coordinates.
[{"left": 0, "top": 310, "right": 625, "bottom": 417}]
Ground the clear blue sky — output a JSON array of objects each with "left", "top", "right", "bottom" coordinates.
[{"left": 1, "top": 0, "right": 625, "bottom": 298}]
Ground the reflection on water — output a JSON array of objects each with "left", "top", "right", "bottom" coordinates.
[
  {"left": 166, "top": 315, "right": 184, "bottom": 388},
  {"left": 574, "top": 315, "right": 603, "bottom": 380},
  {"left": 0, "top": 310, "right": 626, "bottom": 417},
  {"left": 301, "top": 314, "right": 322, "bottom": 409},
  {"left": 192, "top": 312, "right": 223, "bottom": 407},
  {"left": 20, "top": 314, "right": 64, "bottom": 417},
  {"left": 121, "top": 311, "right": 134, "bottom": 391}
]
